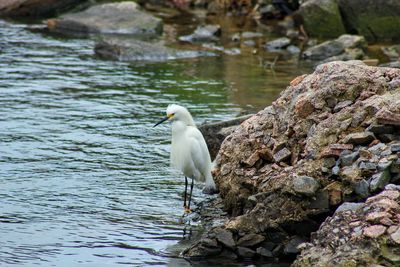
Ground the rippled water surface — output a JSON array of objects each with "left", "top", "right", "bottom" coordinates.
[{"left": 0, "top": 18, "right": 309, "bottom": 266}]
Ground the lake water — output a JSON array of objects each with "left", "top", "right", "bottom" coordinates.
[{"left": 0, "top": 18, "right": 310, "bottom": 266}]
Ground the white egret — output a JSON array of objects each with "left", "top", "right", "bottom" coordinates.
[{"left": 154, "top": 104, "right": 218, "bottom": 213}]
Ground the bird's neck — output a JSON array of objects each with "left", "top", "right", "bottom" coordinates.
[{"left": 171, "top": 120, "right": 188, "bottom": 136}]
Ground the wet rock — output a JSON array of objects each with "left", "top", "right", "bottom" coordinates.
[
  {"left": 302, "top": 34, "right": 367, "bottom": 61},
  {"left": 215, "top": 228, "right": 236, "bottom": 249},
  {"left": 298, "top": 0, "right": 345, "bottom": 38},
  {"left": 368, "top": 142, "right": 386, "bottom": 156},
  {"left": 287, "top": 45, "right": 301, "bottom": 54},
  {"left": 94, "top": 38, "right": 213, "bottom": 62},
  {"left": 343, "top": 131, "right": 375, "bottom": 145},
  {"left": 335, "top": 202, "right": 363, "bottom": 213},
  {"left": 292, "top": 176, "right": 319, "bottom": 196},
  {"left": 370, "top": 170, "right": 391, "bottom": 192},
  {"left": 179, "top": 24, "right": 221, "bottom": 43},
  {"left": 243, "top": 40, "right": 255, "bottom": 47},
  {"left": 256, "top": 247, "right": 273, "bottom": 257},
  {"left": 338, "top": 0, "right": 400, "bottom": 41},
  {"left": 237, "top": 234, "right": 265, "bottom": 247},
  {"left": 47, "top": 2, "right": 163, "bottom": 36},
  {"left": 273, "top": 147, "right": 291, "bottom": 163},
  {"left": 0, "top": 0, "right": 83, "bottom": 18},
  {"left": 237, "top": 246, "right": 255, "bottom": 258},
  {"left": 241, "top": 31, "right": 263, "bottom": 39},
  {"left": 284, "top": 236, "right": 305, "bottom": 254},
  {"left": 302, "top": 40, "right": 344, "bottom": 60},
  {"left": 265, "top": 37, "right": 291, "bottom": 51},
  {"left": 366, "top": 124, "right": 394, "bottom": 135}
]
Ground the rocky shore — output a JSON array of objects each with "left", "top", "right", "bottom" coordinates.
[
  {"left": 2, "top": 0, "right": 400, "bottom": 265},
  {"left": 184, "top": 60, "right": 400, "bottom": 264}
]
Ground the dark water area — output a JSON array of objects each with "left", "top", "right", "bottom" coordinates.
[{"left": 0, "top": 16, "right": 309, "bottom": 266}]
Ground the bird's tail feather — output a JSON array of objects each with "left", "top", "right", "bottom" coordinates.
[{"left": 202, "top": 173, "right": 219, "bottom": 194}]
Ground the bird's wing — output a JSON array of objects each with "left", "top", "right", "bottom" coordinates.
[{"left": 186, "top": 127, "right": 211, "bottom": 180}]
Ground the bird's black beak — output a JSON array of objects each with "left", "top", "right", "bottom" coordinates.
[{"left": 153, "top": 116, "right": 169, "bottom": 127}]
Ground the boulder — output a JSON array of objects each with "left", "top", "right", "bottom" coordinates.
[
  {"left": 338, "top": 0, "right": 400, "bottom": 41},
  {"left": 94, "top": 37, "right": 213, "bottom": 62},
  {"left": 298, "top": 0, "right": 346, "bottom": 38},
  {"left": 182, "top": 61, "right": 400, "bottom": 261},
  {"left": 0, "top": 0, "right": 84, "bottom": 18},
  {"left": 179, "top": 24, "right": 221, "bottom": 43},
  {"left": 302, "top": 34, "right": 366, "bottom": 61},
  {"left": 293, "top": 185, "right": 400, "bottom": 266},
  {"left": 47, "top": 2, "right": 163, "bottom": 36}
]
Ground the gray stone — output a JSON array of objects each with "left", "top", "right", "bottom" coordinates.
[
  {"left": 293, "top": 176, "right": 319, "bottom": 196},
  {"left": 390, "top": 143, "right": 400, "bottom": 153},
  {"left": 333, "top": 100, "right": 353, "bottom": 112},
  {"left": 215, "top": 229, "right": 236, "bottom": 249},
  {"left": 332, "top": 165, "right": 340, "bottom": 175},
  {"left": 241, "top": 31, "right": 263, "bottom": 39},
  {"left": 338, "top": 0, "right": 400, "bottom": 41},
  {"left": 47, "top": 2, "right": 163, "bottom": 36},
  {"left": 391, "top": 159, "right": 400, "bottom": 173},
  {"left": 273, "top": 147, "right": 291, "bottom": 163},
  {"left": 335, "top": 202, "right": 363, "bottom": 213},
  {"left": 243, "top": 40, "right": 256, "bottom": 47},
  {"left": 368, "top": 143, "right": 386, "bottom": 155},
  {"left": 237, "top": 246, "right": 255, "bottom": 258},
  {"left": 287, "top": 45, "right": 301, "bottom": 54},
  {"left": 179, "top": 24, "right": 221, "bottom": 43},
  {"left": 265, "top": 37, "right": 291, "bottom": 50},
  {"left": 237, "top": 234, "right": 265, "bottom": 247},
  {"left": 378, "top": 161, "right": 392, "bottom": 171},
  {"left": 302, "top": 40, "right": 344, "bottom": 60},
  {"left": 366, "top": 124, "right": 394, "bottom": 135},
  {"left": 336, "top": 34, "right": 367, "bottom": 50},
  {"left": 340, "top": 151, "right": 359, "bottom": 166},
  {"left": 359, "top": 161, "right": 377, "bottom": 171},
  {"left": 298, "top": 0, "right": 346, "bottom": 38},
  {"left": 370, "top": 170, "right": 391, "bottom": 192},
  {"left": 284, "top": 236, "right": 305, "bottom": 254},
  {"left": 343, "top": 131, "right": 375, "bottom": 145},
  {"left": 354, "top": 179, "right": 370, "bottom": 198},
  {"left": 256, "top": 247, "right": 273, "bottom": 257},
  {"left": 382, "top": 45, "right": 400, "bottom": 60},
  {"left": 94, "top": 38, "right": 213, "bottom": 62}
]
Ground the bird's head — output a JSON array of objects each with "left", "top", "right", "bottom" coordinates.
[{"left": 154, "top": 104, "right": 195, "bottom": 127}]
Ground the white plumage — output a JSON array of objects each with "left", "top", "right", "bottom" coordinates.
[{"left": 154, "top": 104, "right": 217, "bottom": 212}]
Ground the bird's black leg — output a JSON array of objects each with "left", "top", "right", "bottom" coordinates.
[
  {"left": 188, "top": 178, "right": 194, "bottom": 211},
  {"left": 184, "top": 176, "right": 188, "bottom": 210}
]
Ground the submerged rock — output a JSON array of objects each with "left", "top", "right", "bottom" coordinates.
[
  {"left": 47, "top": 2, "right": 163, "bottom": 36},
  {"left": 0, "top": 0, "right": 84, "bottom": 18},
  {"left": 94, "top": 37, "right": 214, "bottom": 62},
  {"left": 265, "top": 37, "right": 291, "bottom": 51},
  {"left": 302, "top": 34, "right": 366, "bottom": 61},
  {"left": 179, "top": 24, "right": 221, "bottom": 43}
]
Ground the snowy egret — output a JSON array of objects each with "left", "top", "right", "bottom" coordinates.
[{"left": 154, "top": 104, "right": 218, "bottom": 213}]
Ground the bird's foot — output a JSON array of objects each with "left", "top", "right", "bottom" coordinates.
[{"left": 183, "top": 206, "right": 192, "bottom": 214}]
